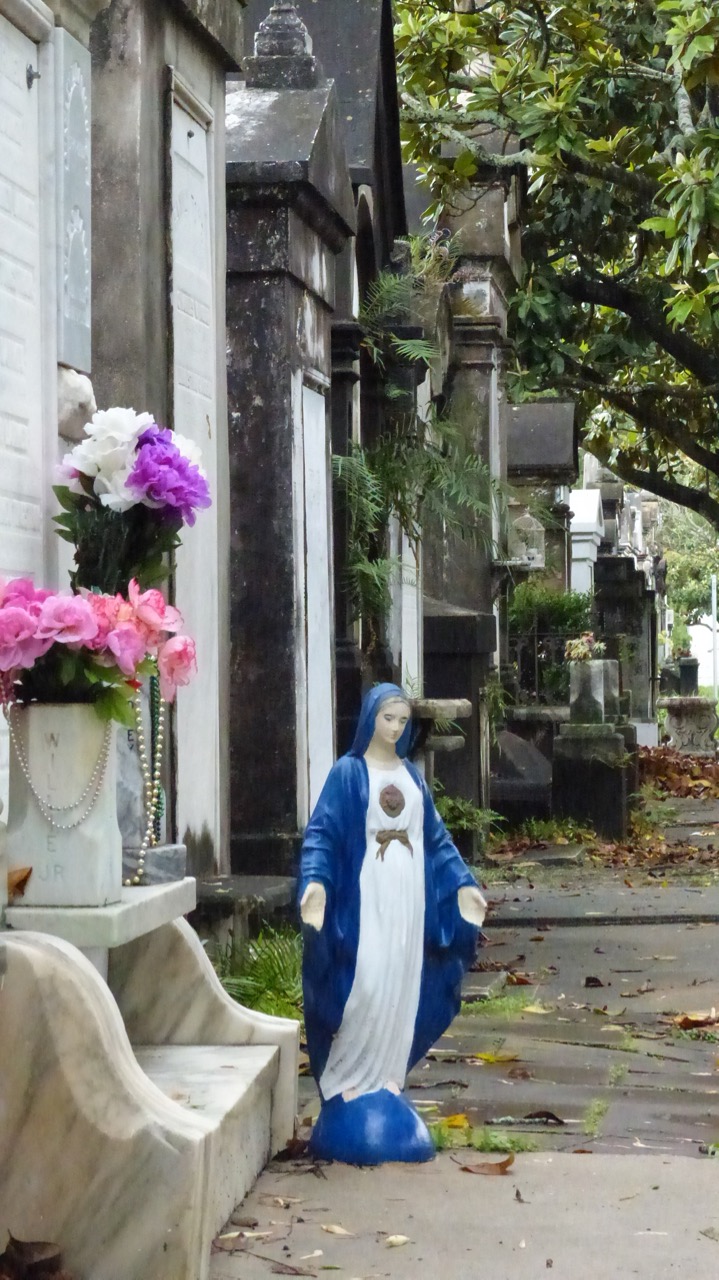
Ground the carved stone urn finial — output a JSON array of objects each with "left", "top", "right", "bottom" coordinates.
[
  {"left": 245, "top": 2, "right": 319, "bottom": 90},
  {"left": 254, "top": 2, "right": 313, "bottom": 58}
]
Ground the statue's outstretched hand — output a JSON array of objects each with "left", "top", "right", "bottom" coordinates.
[
  {"left": 300, "top": 881, "right": 327, "bottom": 931},
  {"left": 457, "top": 884, "right": 487, "bottom": 927}
]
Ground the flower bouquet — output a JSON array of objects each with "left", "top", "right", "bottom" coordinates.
[
  {"left": 55, "top": 407, "right": 211, "bottom": 594},
  {"left": 564, "top": 631, "right": 606, "bottom": 663},
  {"left": 0, "top": 575, "right": 196, "bottom": 725}
]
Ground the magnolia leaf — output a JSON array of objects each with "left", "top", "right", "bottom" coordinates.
[
  {"left": 321, "top": 1224, "right": 354, "bottom": 1237},
  {"left": 386, "top": 1235, "right": 411, "bottom": 1247}
]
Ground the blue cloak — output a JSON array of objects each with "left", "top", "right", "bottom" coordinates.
[{"left": 299, "top": 684, "right": 479, "bottom": 1091}]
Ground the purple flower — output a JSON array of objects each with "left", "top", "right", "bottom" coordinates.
[{"left": 128, "top": 426, "right": 211, "bottom": 526}]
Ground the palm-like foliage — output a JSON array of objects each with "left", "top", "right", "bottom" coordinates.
[
  {"left": 335, "top": 233, "right": 501, "bottom": 636},
  {"left": 215, "top": 927, "right": 304, "bottom": 1026}
]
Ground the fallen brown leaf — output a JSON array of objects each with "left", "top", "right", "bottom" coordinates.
[
  {"left": 2, "top": 1235, "right": 64, "bottom": 1271},
  {"left": 673, "top": 1010, "right": 718, "bottom": 1030},
  {"left": 525, "top": 1109, "right": 564, "bottom": 1126},
  {"left": 451, "top": 1152, "right": 515, "bottom": 1175},
  {"left": 275, "top": 1136, "right": 310, "bottom": 1161},
  {"left": 508, "top": 1066, "right": 532, "bottom": 1080},
  {"left": 7, "top": 867, "right": 32, "bottom": 902}
]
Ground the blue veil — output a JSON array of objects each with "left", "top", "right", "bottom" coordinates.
[{"left": 347, "top": 683, "right": 414, "bottom": 759}]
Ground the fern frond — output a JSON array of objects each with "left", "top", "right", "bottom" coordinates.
[
  {"left": 216, "top": 928, "right": 304, "bottom": 1025},
  {"left": 390, "top": 336, "right": 438, "bottom": 364}
]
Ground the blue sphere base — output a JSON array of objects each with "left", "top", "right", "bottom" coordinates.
[{"left": 309, "top": 1088, "right": 435, "bottom": 1165}]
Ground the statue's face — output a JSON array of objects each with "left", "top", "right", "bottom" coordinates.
[{"left": 371, "top": 698, "right": 410, "bottom": 751}]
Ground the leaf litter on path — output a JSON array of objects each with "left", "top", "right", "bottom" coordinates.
[{"left": 451, "top": 1152, "right": 515, "bottom": 1175}]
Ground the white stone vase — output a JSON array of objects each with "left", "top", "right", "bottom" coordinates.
[{"left": 5, "top": 703, "right": 122, "bottom": 908}]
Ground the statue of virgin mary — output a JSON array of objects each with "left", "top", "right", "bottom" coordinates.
[{"left": 299, "top": 683, "right": 487, "bottom": 1164}]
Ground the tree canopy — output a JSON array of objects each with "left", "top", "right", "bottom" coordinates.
[
  {"left": 395, "top": 0, "right": 719, "bottom": 527},
  {"left": 660, "top": 499, "right": 719, "bottom": 621}
]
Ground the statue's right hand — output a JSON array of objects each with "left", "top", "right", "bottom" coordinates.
[{"left": 300, "top": 881, "right": 327, "bottom": 931}]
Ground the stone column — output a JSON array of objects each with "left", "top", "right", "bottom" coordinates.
[
  {"left": 420, "top": 182, "right": 516, "bottom": 824},
  {"left": 226, "top": 4, "right": 355, "bottom": 874}
]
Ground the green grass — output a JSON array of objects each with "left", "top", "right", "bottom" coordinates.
[
  {"left": 460, "top": 989, "right": 546, "bottom": 1018},
  {"left": 582, "top": 1098, "right": 609, "bottom": 1139},
  {"left": 608, "top": 1062, "right": 629, "bottom": 1086},
  {"left": 673, "top": 1028, "right": 719, "bottom": 1043},
  {"left": 429, "top": 1120, "right": 538, "bottom": 1153}
]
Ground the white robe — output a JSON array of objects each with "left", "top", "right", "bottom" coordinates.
[{"left": 319, "top": 762, "right": 426, "bottom": 1101}]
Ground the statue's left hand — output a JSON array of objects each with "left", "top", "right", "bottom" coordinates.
[{"left": 457, "top": 884, "right": 487, "bottom": 927}]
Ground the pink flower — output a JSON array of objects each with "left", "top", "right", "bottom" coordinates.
[
  {"left": 3, "top": 578, "right": 53, "bottom": 615},
  {"left": 105, "top": 621, "right": 147, "bottom": 676},
  {"left": 81, "top": 591, "right": 122, "bottom": 649},
  {"left": 127, "top": 578, "right": 182, "bottom": 648},
  {"left": 36, "top": 594, "right": 99, "bottom": 648},
  {"left": 157, "top": 634, "right": 197, "bottom": 701},
  {"left": 0, "top": 606, "right": 52, "bottom": 671}
]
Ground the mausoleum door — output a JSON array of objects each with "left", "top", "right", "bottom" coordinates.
[
  {"left": 299, "top": 384, "right": 335, "bottom": 819},
  {"left": 169, "top": 88, "right": 222, "bottom": 866}
]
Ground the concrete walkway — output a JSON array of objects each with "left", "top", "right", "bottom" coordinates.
[
  {"left": 211, "top": 799, "right": 719, "bottom": 1278},
  {"left": 211, "top": 1153, "right": 719, "bottom": 1279}
]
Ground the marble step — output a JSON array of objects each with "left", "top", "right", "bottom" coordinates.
[{"left": 134, "top": 1043, "right": 280, "bottom": 1236}]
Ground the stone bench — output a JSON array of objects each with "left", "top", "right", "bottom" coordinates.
[{"left": 0, "top": 901, "right": 299, "bottom": 1279}]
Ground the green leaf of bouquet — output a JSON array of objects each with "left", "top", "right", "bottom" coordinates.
[
  {"left": 94, "top": 685, "right": 136, "bottom": 727},
  {"left": 52, "top": 485, "right": 82, "bottom": 513},
  {"left": 58, "top": 651, "right": 81, "bottom": 685}
]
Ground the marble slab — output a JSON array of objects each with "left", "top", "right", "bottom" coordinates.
[
  {"left": 122, "top": 842, "right": 187, "bottom": 884},
  {"left": 109, "top": 917, "right": 299, "bottom": 1156},
  {"left": 0, "top": 932, "right": 214, "bottom": 1280},
  {"left": 136, "top": 1044, "right": 278, "bottom": 1233},
  {"left": 5, "top": 878, "right": 196, "bottom": 948}
]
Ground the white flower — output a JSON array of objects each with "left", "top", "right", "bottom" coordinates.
[
  {"left": 86, "top": 408, "right": 154, "bottom": 447},
  {"left": 94, "top": 466, "right": 141, "bottom": 513},
  {"left": 62, "top": 408, "right": 155, "bottom": 481},
  {"left": 172, "top": 432, "right": 207, "bottom": 477}
]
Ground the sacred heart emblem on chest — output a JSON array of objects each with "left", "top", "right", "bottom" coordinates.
[{"left": 379, "top": 784, "right": 405, "bottom": 818}]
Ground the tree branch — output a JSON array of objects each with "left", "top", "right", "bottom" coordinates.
[
  {"left": 557, "top": 272, "right": 719, "bottom": 384},
  {"left": 557, "top": 150, "right": 659, "bottom": 199},
  {"left": 401, "top": 100, "right": 659, "bottom": 197},
  {"left": 673, "top": 75, "right": 696, "bottom": 136},
  {"left": 560, "top": 357, "right": 719, "bottom": 472},
  {"left": 589, "top": 444, "right": 719, "bottom": 529}
]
